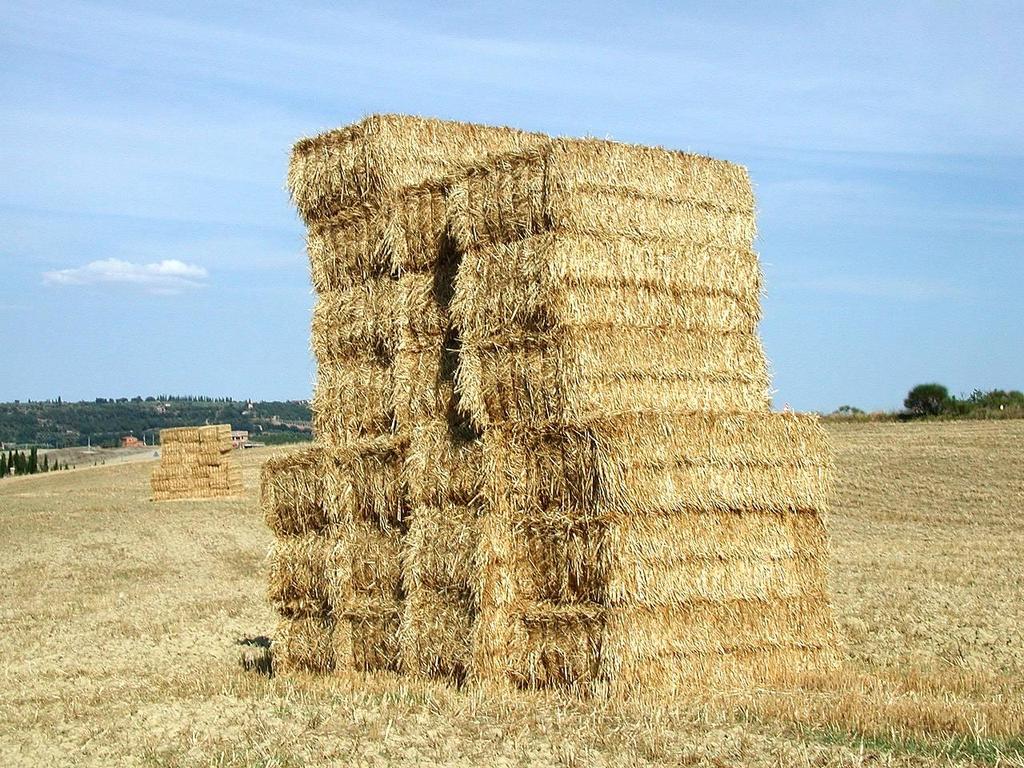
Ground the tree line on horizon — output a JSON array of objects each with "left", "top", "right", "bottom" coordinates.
[
  {"left": 0, "top": 448, "right": 69, "bottom": 478},
  {"left": 0, "top": 398, "right": 312, "bottom": 448},
  {"left": 831, "top": 385, "right": 1024, "bottom": 420}
]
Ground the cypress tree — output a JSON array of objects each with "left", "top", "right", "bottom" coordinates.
[
  {"left": 42, "top": 455, "right": 49, "bottom": 472},
  {"left": 28, "top": 447, "right": 38, "bottom": 474}
]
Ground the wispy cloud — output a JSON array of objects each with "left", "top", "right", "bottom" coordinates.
[
  {"left": 778, "top": 275, "right": 957, "bottom": 301},
  {"left": 42, "top": 258, "right": 207, "bottom": 294}
]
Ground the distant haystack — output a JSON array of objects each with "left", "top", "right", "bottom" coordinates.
[
  {"left": 151, "top": 425, "right": 242, "bottom": 501},
  {"left": 263, "top": 115, "right": 838, "bottom": 693}
]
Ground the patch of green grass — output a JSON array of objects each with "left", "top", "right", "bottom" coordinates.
[{"left": 805, "top": 725, "right": 1024, "bottom": 765}]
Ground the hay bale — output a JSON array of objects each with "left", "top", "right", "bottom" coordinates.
[
  {"left": 267, "top": 531, "right": 333, "bottom": 618},
  {"left": 403, "top": 421, "right": 482, "bottom": 508},
  {"left": 448, "top": 139, "right": 755, "bottom": 252},
  {"left": 305, "top": 205, "right": 393, "bottom": 293},
  {"left": 399, "top": 500, "right": 479, "bottom": 681},
  {"left": 312, "top": 361, "right": 396, "bottom": 449},
  {"left": 311, "top": 277, "right": 399, "bottom": 364},
  {"left": 321, "top": 435, "right": 408, "bottom": 527},
  {"left": 597, "top": 598, "right": 838, "bottom": 694},
  {"left": 471, "top": 411, "right": 837, "bottom": 689},
  {"left": 260, "top": 446, "right": 329, "bottom": 536},
  {"left": 287, "top": 114, "right": 539, "bottom": 226},
  {"left": 272, "top": 615, "right": 339, "bottom": 674},
  {"left": 151, "top": 424, "right": 241, "bottom": 501},
  {"left": 313, "top": 438, "right": 407, "bottom": 673},
  {"left": 399, "top": 583, "right": 474, "bottom": 681},
  {"left": 446, "top": 138, "right": 766, "bottom": 428}
]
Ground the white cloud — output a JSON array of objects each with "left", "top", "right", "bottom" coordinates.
[
  {"left": 42, "top": 258, "right": 208, "bottom": 294},
  {"left": 779, "top": 275, "right": 957, "bottom": 301}
]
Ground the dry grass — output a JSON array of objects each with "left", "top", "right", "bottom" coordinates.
[{"left": 1, "top": 421, "right": 1022, "bottom": 766}]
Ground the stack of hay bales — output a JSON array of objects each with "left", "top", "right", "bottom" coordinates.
[
  {"left": 267, "top": 115, "right": 538, "bottom": 675},
  {"left": 151, "top": 424, "right": 241, "bottom": 501},
  {"left": 445, "top": 139, "right": 836, "bottom": 692},
  {"left": 265, "top": 115, "right": 837, "bottom": 692}
]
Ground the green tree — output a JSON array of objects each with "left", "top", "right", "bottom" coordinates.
[
  {"left": 834, "top": 405, "right": 864, "bottom": 416},
  {"left": 0, "top": 457, "right": 7, "bottom": 478},
  {"left": 904, "top": 383, "right": 950, "bottom": 417},
  {"left": 28, "top": 447, "right": 38, "bottom": 474},
  {"left": 42, "top": 454, "right": 49, "bottom": 472}
]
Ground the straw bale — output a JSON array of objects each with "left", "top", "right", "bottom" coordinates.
[
  {"left": 452, "top": 233, "right": 762, "bottom": 340},
  {"left": 267, "top": 532, "right": 333, "bottom": 617},
  {"left": 345, "top": 519, "right": 405, "bottom": 603},
  {"left": 272, "top": 616, "right": 336, "bottom": 674},
  {"left": 306, "top": 205, "right": 392, "bottom": 293},
  {"left": 515, "top": 603, "right": 603, "bottom": 688},
  {"left": 321, "top": 435, "right": 408, "bottom": 527},
  {"left": 456, "top": 329, "right": 771, "bottom": 428},
  {"left": 597, "top": 597, "right": 837, "bottom": 686},
  {"left": 403, "top": 501, "right": 478, "bottom": 593},
  {"left": 350, "top": 611, "right": 403, "bottom": 672},
  {"left": 393, "top": 338, "right": 459, "bottom": 430},
  {"left": 312, "top": 360, "right": 396, "bottom": 449},
  {"left": 333, "top": 596, "right": 403, "bottom": 672},
  {"left": 448, "top": 138, "right": 754, "bottom": 252},
  {"left": 469, "top": 411, "right": 835, "bottom": 688},
  {"left": 311, "top": 277, "right": 399, "bottom": 364},
  {"left": 399, "top": 584, "right": 473, "bottom": 681},
  {"left": 394, "top": 267, "right": 458, "bottom": 342},
  {"left": 384, "top": 180, "right": 451, "bottom": 274},
  {"left": 151, "top": 423, "right": 241, "bottom": 501},
  {"left": 287, "top": 114, "right": 539, "bottom": 225},
  {"left": 260, "top": 446, "right": 329, "bottom": 537},
  {"left": 404, "top": 421, "right": 482, "bottom": 507},
  {"left": 486, "top": 412, "right": 832, "bottom": 521}
]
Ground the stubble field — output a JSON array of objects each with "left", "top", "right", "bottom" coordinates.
[{"left": 0, "top": 421, "right": 1021, "bottom": 767}]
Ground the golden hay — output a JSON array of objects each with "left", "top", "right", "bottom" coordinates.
[
  {"left": 151, "top": 424, "right": 241, "bottom": 501},
  {"left": 444, "top": 138, "right": 765, "bottom": 429},
  {"left": 447, "top": 138, "right": 754, "bottom": 251},
  {"left": 271, "top": 615, "right": 336, "bottom": 674},
  {"left": 399, "top": 584, "right": 473, "bottom": 681},
  {"left": 320, "top": 435, "right": 408, "bottom": 527},
  {"left": 334, "top": 596, "right": 403, "bottom": 672},
  {"left": 310, "top": 277, "right": 399, "bottom": 365},
  {"left": 287, "top": 114, "right": 539, "bottom": 225},
  {"left": 403, "top": 420, "right": 482, "bottom": 508},
  {"left": 312, "top": 361, "right": 396, "bottom": 449},
  {"left": 260, "top": 446, "right": 329, "bottom": 537},
  {"left": 455, "top": 330, "right": 771, "bottom": 429},
  {"left": 470, "top": 411, "right": 836, "bottom": 689},
  {"left": 272, "top": 116, "right": 839, "bottom": 696},
  {"left": 305, "top": 205, "right": 393, "bottom": 293},
  {"left": 267, "top": 532, "right": 333, "bottom": 618}
]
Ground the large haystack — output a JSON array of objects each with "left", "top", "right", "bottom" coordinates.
[
  {"left": 267, "top": 115, "right": 541, "bottom": 675},
  {"left": 441, "top": 137, "right": 837, "bottom": 691},
  {"left": 151, "top": 424, "right": 242, "bottom": 501},
  {"left": 263, "top": 115, "right": 838, "bottom": 693}
]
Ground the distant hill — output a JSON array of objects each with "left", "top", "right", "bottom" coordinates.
[{"left": 0, "top": 397, "right": 312, "bottom": 448}]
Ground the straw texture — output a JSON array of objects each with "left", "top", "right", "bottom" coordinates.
[
  {"left": 267, "top": 115, "right": 838, "bottom": 695},
  {"left": 151, "top": 424, "right": 242, "bottom": 500}
]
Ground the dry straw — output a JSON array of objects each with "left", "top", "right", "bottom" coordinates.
[
  {"left": 269, "top": 115, "right": 838, "bottom": 695},
  {"left": 446, "top": 138, "right": 769, "bottom": 430},
  {"left": 151, "top": 424, "right": 241, "bottom": 501}
]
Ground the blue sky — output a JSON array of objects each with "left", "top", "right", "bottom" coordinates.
[{"left": 1, "top": 1, "right": 1021, "bottom": 411}]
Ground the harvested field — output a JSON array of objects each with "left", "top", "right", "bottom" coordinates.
[{"left": 1, "top": 422, "right": 1022, "bottom": 766}]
